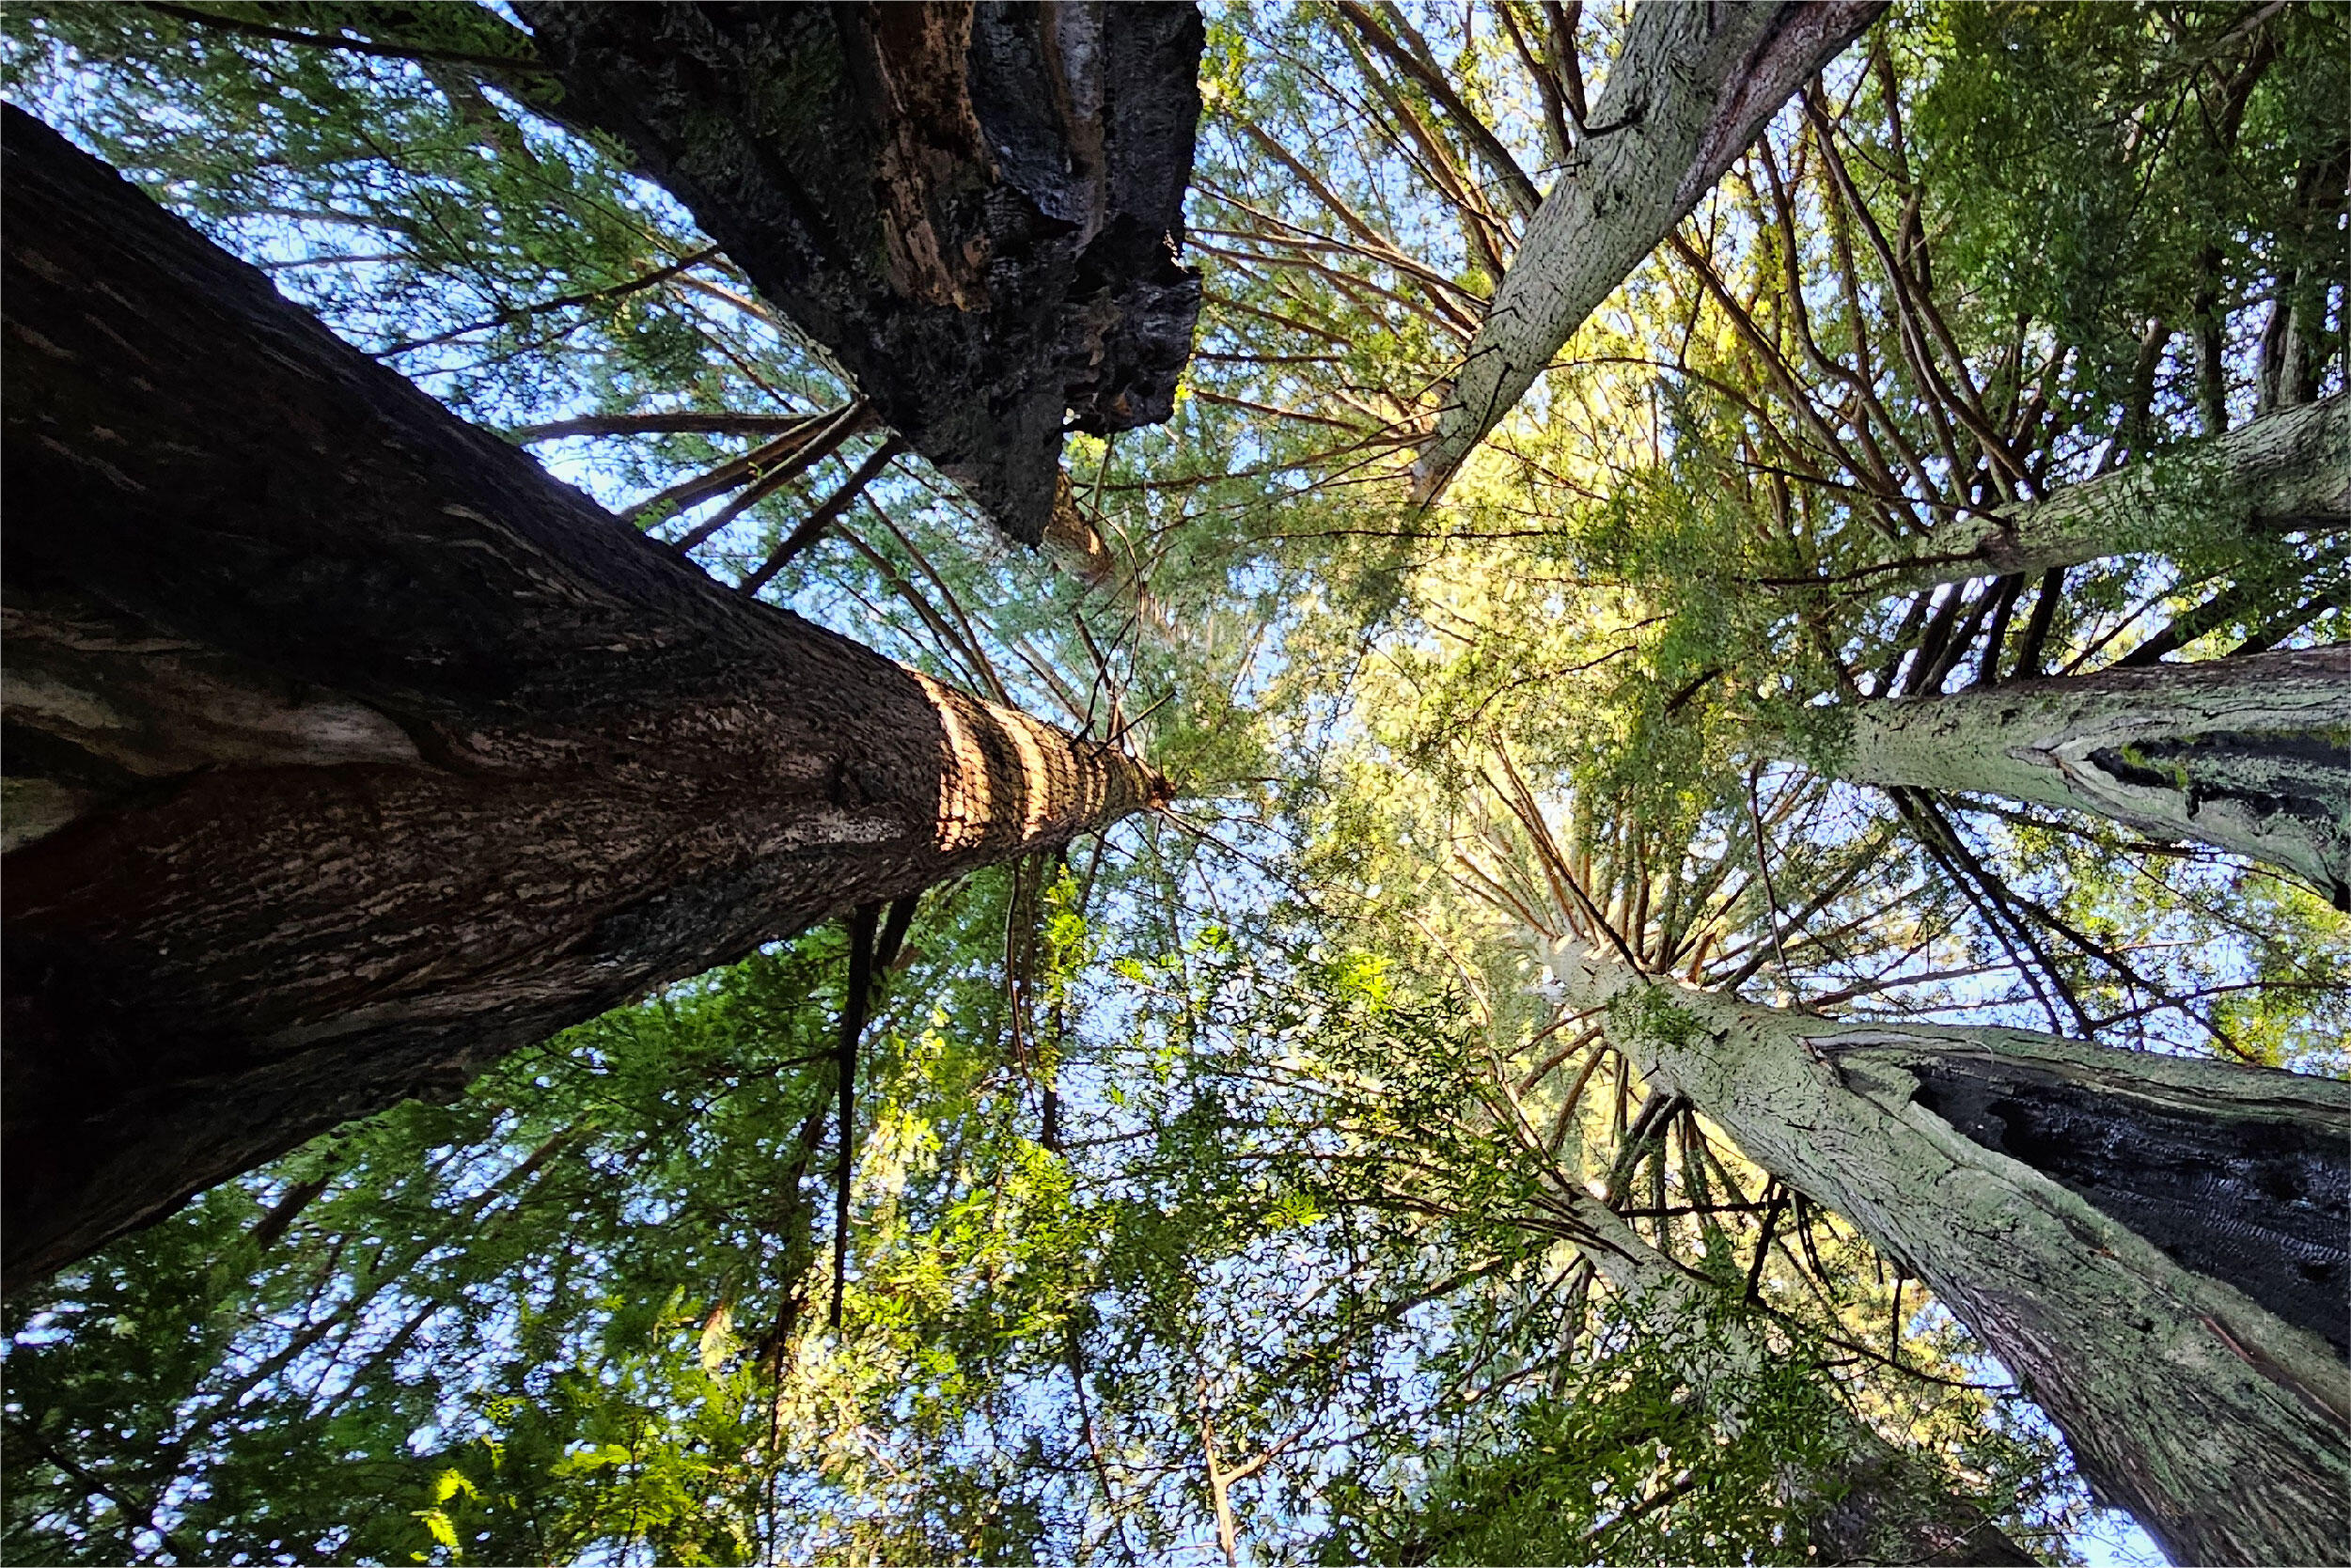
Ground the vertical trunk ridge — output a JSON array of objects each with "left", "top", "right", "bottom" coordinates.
[{"left": 0, "top": 107, "right": 1164, "bottom": 1287}]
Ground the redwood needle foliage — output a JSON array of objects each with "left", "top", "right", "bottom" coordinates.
[{"left": 4, "top": 2, "right": 2345, "bottom": 1564}]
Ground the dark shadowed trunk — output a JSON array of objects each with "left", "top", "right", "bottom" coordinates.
[
  {"left": 0, "top": 109, "right": 1164, "bottom": 1287},
  {"left": 1547, "top": 944, "right": 2350, "bottom": 1567},
  {"left": 512, "top": 1, "right": 1205, "bottom": 543}
]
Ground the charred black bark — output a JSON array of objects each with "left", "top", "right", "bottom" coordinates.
[
  {"left": 1555, "top": 946, "right": 2351, "bottom": 1566},
  {"left": 1907, "top": 1057, "right": 2349, "bottom": 1355},
  {"left": 513, "top": 1, "right": 1205, "bottom": 543},
  {"left": 0, "top": 108, "right": 1163, "bottom": 1287}
]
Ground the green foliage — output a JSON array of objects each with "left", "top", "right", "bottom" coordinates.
[
  {"left": 3, "top": 1, "right": 2341, "bottom": 1561},
  {"left": 0, "top": 2, "right": 719, "bottom": 418},
  {"left": 3, "top": 934, "right": 854, "bottom": 1562},
  {"left": 1907, "top": 0, "right": 2348, "bottom": 421},
  {"left": 1324, "top": 1304, "right": 1846, "bottom": 1566}
]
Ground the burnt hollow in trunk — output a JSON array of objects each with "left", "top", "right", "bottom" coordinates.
[
  {"left": 0, "top": 108, "right": 1162, "bottom": 1288},
  {"left": 1554, "top": 951, "right": 2351, "bottom": 1566},
  {"left": 2088, "top": 730, "right": 2349, "bottom": 882},
  {"left": 1908, "top": 1058, "right": 2349, "bottom": 1355},
  {"left": 514, "top": 1, "right": 1205, "bottom": 543}
]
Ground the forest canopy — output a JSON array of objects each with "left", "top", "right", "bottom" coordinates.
[{"left": 2, "top": 2, "right": 2345, "bottom": 1565}]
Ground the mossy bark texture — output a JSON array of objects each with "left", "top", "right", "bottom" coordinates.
[
  {"left": 1879, "top": 394, "right": 2348, "bottom": 592},
  {"left": 1821, "top": 645, "right": 2351, "bottom": 908}
]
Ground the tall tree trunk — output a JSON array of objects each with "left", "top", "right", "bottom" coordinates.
[
  {"left": 511, "top": 2, "right": 1204, "bottom": 544},
  {"left": 2190, "top": 249, "right": 2232, "bottom": 439},
  {"left": 1408, "top": 0, "right": 1885, "bottom": 503},
  {"left": 1870, "top": 394, "right": 2348, "bottom": 593},
  {"left": 1553, "top": 1184, "right": 2035, "bottom": 1562},
  {"left": 1544, "top": 945, "right": 2351, "bottom": 1567},
  {"left": 1797, "top": 646, "right": 2351, "bottom": 908},
  {"left": 0, "top": 109, "right": 1163, "bottom": 1287}
]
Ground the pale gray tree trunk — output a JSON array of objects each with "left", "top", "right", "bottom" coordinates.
[
  {"left": 1544, "top": 945, "right": 2351, "bottom": 1567},
  {"left": 1805, "top": 645, "right": 2351, "bottom": 907},
  {"left": 1409, "top": 0, "right": 1885, "bottom": 503},
  {"left": 1871, "top": 394, "right": 2349, "bottom": 593}
]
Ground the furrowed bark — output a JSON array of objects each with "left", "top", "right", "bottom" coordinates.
[
  {"left": 1560, "top": 1190, "right": 2035, "bottom": 1563},
  {"left": 1870, "top": 395, "right": 2350, "bottom": 593},
  {"left": 1408, "top": 0, "right": 1885, "bottom": 503},
  {"left": 1545, "top": 946, "right": 2351, "bottom": 1567},
  {"left": 1803, "top": 646, "right": 2351, "bottom": 908},
  {"left": 0, "top": 108, "right": 1165, "bottom": 1287},
  {"left": 512, "top": 2, "right": 1205, "bottom": 544}
]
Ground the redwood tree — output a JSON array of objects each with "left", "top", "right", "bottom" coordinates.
[
  {"left": 0, "top": 108, "right": 1163, "bottom": 1286},
  {"left": 1545, "top": 941, "right": 2349, "bottom": 1567},
  {"left": 1860, "top": 395, "right": 2348, "bottom": 594},
  {"left": 513, "top": 1, "right": 1206, "bottom": 543}
]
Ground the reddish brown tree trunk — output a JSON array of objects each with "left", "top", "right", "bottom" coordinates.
[{"left": 0, "top": 108, "right": 1162, "bottom": 1286}]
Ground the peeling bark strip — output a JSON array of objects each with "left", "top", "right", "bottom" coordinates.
[
  {"left": 1810, "top": 645, "right": 2351, "bottom": 908},
  {"left": 0, "top": 109, "right": 1165, "bottom": 1287},
  {"left": 1874, "top": 394, "right": 2351, "bottom": 592},
  {"left": 1409, "top": 0, "right": 1885, "bottom": 503},
  {"left": 513, "top": 2, "right": 1205, "bottom": 544},
  {"left": 1547, "top": 946, "right": 2351, "bottom": 1568}
]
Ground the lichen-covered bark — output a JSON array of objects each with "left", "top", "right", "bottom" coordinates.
[
  {"left": 1560, "top": 1193, "right": 2035, "bottom": 1563},
  {"left": 1874, "top": 394, "right": 2349, "bottom": 592},
  {"left": 1545, "top": 944, "right": 2351, "bottom": 1567},
  {"left": 0, "top": 109, "right": 1164, "bottom": 1286},
  {"left": 1811, "top": 645, "right": 2351, "bottom": 907},
  {"left": 513, "top": 2, "right": 1204, "bottom": 543},
  {"left": 1409, "top": 1, "right": 1884, "bottom": 503}
]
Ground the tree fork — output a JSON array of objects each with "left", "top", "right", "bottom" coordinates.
[
  {"left": 1546, "top": 944, "right": 2351, "bottom": 1566},
  {"left": 0, "top": 108, "right": 1167, "bottom": 1288}
]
